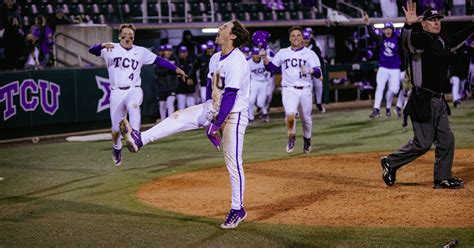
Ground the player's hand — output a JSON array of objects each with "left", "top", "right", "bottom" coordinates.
[
  {"left": 259, "top": 49, "right": 267, "bottom": 58},
  {"left": 102, "top": 42, "right": 115, "bottom": 52},
  {"left": 363, "top": 12, "right": 370, "bottom": 25},
  {"left": 402, "top": 0, "right": 421, "bottom": 25},
  {"left": 206, "top": 122, "right": 221, "bottom": 151},
  {"left": 175, "top": 67, "right": 188, "bottom": 81},
  {"left": 186, "top": 78, "right": 194, "bottom": 86}
]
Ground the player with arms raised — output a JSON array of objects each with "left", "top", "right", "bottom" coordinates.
[
  {"left": 88, "top": 23, "right": 186, "bottom": 166},
  {"left": 119, "top": 20, "right": 251, "bottom": 229}
]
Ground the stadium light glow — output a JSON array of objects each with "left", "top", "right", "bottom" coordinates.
[
  {"left": 202, "top": 28, "right": 219, "bottom": 33},
  {"left": 373, "top": 22, "right": 404, "bottom": 29}
]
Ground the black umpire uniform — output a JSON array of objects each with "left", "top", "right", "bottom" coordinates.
[{"left": 381, "top": 9, "right": 473, "bottom": 189}]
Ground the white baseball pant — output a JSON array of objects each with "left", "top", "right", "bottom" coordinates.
[
  {"left": 177, "top": 93, "right": 196, "bottom": 110},
  {"left": 282, "top": 86, "right": 313, "bottom": 138},
  {"left": 248, "top": 80, "right": 269, "bottom": 120},
  {"left": 450, "top": 76, "right": 465, "bottom": 102},
  {"left": 159, "top": 95, "right": 176, "bottom": 120},
  {"left": 374, "top": 67, "right": 400, "bottom": 110},
  {"left": 110, "top": 87, "right": 143, "bottom": 149},
  {"left": 140, "top": 103, "right": 249, "bottom": 210},
  {"left": 312, "top": 77, "right": 323, "bottom": 105}
]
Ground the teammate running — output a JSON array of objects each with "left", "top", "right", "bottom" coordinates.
[
  {"left": 263, "top": 26, "right": 321, "bottom": 153},
  {"left": 88, "top": 23, "right": 186, "bottom": 166}
]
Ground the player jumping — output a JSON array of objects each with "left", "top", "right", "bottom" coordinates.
[
  {"left": 119, "top": 20, "right": 251, "bottom": 229},
  {"left": 88, "top": 23, "right": 187, "bottom": 166}
]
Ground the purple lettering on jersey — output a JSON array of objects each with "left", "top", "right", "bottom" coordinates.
[
  {"left": 122, "top": 58, "right": 130, "bottom": 68},
  {"left": 20, "top": 79, "right": 39, "bottom": 111},
  {"left": 0, "top": 81, "right": 19, "bottom": 121},
  {"left": 38, "top": 80, "right": 60, "bottom": 116},
  {"left": 95, "top": 75, "right": 111, "bottom": 113},
  {"left": 131, "top": 59, "right": 139, "bottom": 70},
  {"left": 283, "top": 59, "right": 290, "bottom": 69},
  {"left": 113, "top": 57, "right": 122, "bottom": 67},
  {"left": 291, "top": 58, "right": 298, "bottom": 67}
]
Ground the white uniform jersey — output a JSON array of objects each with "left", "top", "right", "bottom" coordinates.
[
  {"left": 272, "top": 46, "right": 320, "bottom": 87},
  {"left": 100, "top": 43, "right": 157, "bottom": 88},
  {"left": 248, "top": 58, "right": 269, "bottom": 82},
  {"left": 208, "top": 48, "right": 250, "bottom": 113}
]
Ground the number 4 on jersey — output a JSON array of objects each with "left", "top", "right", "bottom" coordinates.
[{"left": 129, "top": 73, "right": 134, "bottom": 80}]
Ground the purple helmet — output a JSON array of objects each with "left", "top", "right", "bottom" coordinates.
[
  {"left": 206, "top": 40, "right": 215, "bottom": 49},
  {"left": 178, "top": 46, "right": 188, "bottom": 53},
  {"left": 241, "top": 46, "right": 250, "bottom": 53},
  {"left": 163, "top": 44, "right": 173, "bottom": 51},
  {"left": 384, "top": 22, "right": 394, "bottom": 29},
  {"left": 304, "top": 27, "right": 313, "bottom": 34},
  {"left": 252, "top": 30, "right": 270, "bottom": 49},
  {"left": 251, "top": 47, "right": 260, "bottom": 55},
  {"left": 200, "top": 44, "right": 208, "bottom": 52},
  {"left": 159, "top": 45, "right": 165, "bottom": 51},
  {"left": 303, "top": 31, "right": 311, "bottom": 40}
]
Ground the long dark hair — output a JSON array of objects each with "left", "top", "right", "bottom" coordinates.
[{"left": 231, "top": 20, "right": 250, "bottom": 48}]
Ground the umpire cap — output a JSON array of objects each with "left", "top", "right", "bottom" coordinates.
[{"left": 422, "top": 8, "right": 444, "bottom": 21}]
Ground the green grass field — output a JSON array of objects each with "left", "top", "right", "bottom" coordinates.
[{"left": 1, "top": 101, "right": 473, "bottom": 247}]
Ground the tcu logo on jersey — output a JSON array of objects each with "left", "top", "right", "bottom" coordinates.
[
  {"left": 112, "top": 57, "right": 139, "bottom": 70},
  {"left": 282, "top": 58, "right": 308, "bottom": 69},
  {"left": 0, "top": 79, "right": 61, "bottom": 121},
  {"left": 251, "top": 68, "right": 267, "bottom": 74},
  {"left": 383, "top": 41, "right": 396, "bottom": 57}
]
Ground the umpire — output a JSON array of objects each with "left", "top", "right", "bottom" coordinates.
[{"left": 380, "top": 1, "right": 473, "bottom": 189}]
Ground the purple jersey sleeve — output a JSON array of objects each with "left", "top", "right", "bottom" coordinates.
[
  {"left": 89, "top": 43, "right": 102, "bottom": 56},
  {"left": 313, "top": 67, "right": 321, "bottom": 78},
  {"left": 206, "top": 78, "right": 212, "bottom": 101},
  {"left": 265, "top": 62, "right": 279, "bottom": 72},
  {"left": 214, "top": 87, "right": 238, "bottom": 127},
  {"left": 154, "top": 56, "right": 177, "bottom": 71}
]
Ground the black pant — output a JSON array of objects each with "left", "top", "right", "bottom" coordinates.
[{"left": 386, "top": 97, "right": 454, "bottom": 180}]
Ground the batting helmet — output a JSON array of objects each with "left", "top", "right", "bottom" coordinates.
[{"left": 252, "top": 30, "right": 270, "bottom": 49}]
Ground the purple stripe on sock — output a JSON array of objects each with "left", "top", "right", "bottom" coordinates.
[{"left": 236, "top": 112, "right": 243, "bottom": 209}]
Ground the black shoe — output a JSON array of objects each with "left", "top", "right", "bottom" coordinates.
[
  {"left": 380, "top": 156, "right": 396, "bottom": 186},
  {"left": 303, "top": 137, "right": 312, "bottom": 154},
  {"left": 386, "top": 108, "right": 392, "bottom": 118},
  {"left": 433, "top": 178, "right": 464, "bottom": 189},
  {"left": 370, "top": 108, "right": 380, "bottom": 118},
  {"left": 453, "top": 100, "right": 461, "bottom": 108}
]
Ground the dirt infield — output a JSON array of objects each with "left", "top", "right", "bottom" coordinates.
[{"left": 137, "top": 148, "right": 474, "bottom": 228}]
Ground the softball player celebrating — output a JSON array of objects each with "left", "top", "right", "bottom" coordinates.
[
  {"left": 263, "top": 26, "right": 321, "bottom": 153},
  {"left": 88, "top": 23, "right": 186, "bottom": 166},
  {"left": 120, "top": 20, "right": 251, "bottom": 229}
]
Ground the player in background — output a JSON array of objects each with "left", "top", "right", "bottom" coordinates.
[
  {"left": 176, "top": 46, "right": 197, "bottom": 110},
  {"left": 191, "top": 40, "right": 215, "bottom": 104},
  {"left": 248, "top": 47, "right": 270, "bottom": 124},
  {"left": 252, "top": 30, "right": 274, "bottom": 122},
  {"left": 155, "top": 44, "right": 179, "bottom": 122},
  {"left": 88, "top": 24, "right": 186, "bottom": 166},
  {"left": 449, "top": 40, "right": 471, "bottom": 108},
  {"left": 364, "top": 13, "right": 402, "bottom": 118},
  {"left": 241, "top": 46, "right": 251, "bottom": 60},
  {"left": 303, "top": 30, "right": 326, "bottom": 113},
  {"left": 263, "top": 26, "right": 321, "bottom": 154},
  {"left": 119, "top": 20, "right": 251, "bottom": 229}
]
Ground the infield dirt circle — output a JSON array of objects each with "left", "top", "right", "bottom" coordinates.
[{"left": 138, "top": 149, "right": 474, "bottom": 227}]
